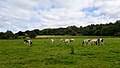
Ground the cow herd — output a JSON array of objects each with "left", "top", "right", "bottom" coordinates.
[
  {"left": 50, "top": 39, "right": 75, "bottom": 44},
  {"left": 23, "top": 38, "right": 104, "bottom": 46},
  {"left": 51, "top": 38, "right": 104, "bottom": 46},
  {"left": 82, "top": 38, "right": 104, "bottom": 45}
]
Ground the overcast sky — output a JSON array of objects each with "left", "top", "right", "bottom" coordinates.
[{"left": 0, "top": 0, "right": 120, "bottom": 33}]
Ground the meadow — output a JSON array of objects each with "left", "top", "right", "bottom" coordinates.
[{"left": 0, "top": 36, "right": 120, "bottom": 68}]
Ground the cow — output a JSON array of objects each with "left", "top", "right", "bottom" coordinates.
[
  {"left": 70, "top": 39, "right": 75, "bottom": 42},
  {"left": 60, "top": 39, "right": 65, "bottom": 43},
  {"left": 64, "top": 39, "right": 75, "bottom": 43},
  {"left": 98, "top": 38, "right": 104, "bottom": 45},
  {"left": 60, "top": 39, "right": 75, "bottom": 43},
  {"left": 90, "top": 38, "right": 104, "bottom": 45},
  {"left": 89, "top": 39, "right": 99, "bottom": 45},
  {"left": 24, "top": 39, "right": 32, "bottom": 46},
  {"left": 64, "top": 39, "right": 70, "bottom": 43},
  {"left": 51, "top": 39, "right": 55, "bottom": 43},
  {"left": 82, "top": 39, "right": 91, "bottom": 45}
]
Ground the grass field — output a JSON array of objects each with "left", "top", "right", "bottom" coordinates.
[{"left": 0, "top": 36, "right": 120, "bottom": 68}]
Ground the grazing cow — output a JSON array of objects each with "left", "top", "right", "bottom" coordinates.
[
  {"left": 60, "top": 39, "right": 65, "bottom": 43},
  {"left": 100, "top": 38, "right": 104, "bottom": 45},
  {"left": 51, "top": 39, "right": 54, "bottom": 43},
  {"left": 70, "top": 39, "right": 75, "bottom": 42},
  {"left": 98, "top": 38, "right": 104, "bottom": 45},
  {"left": 82, "top": 39, "right": 91, "bottom": 45},
  {"left": 90, "top": 39, "right": 99, "bottom": 45},
  {"left": 64, "top": 39, "right": 70, "bottom": 43},
  {"left": 65, "top": 39, "right": 75, "bottom": 43},
  {"left": 60, "top": 39, "right": 75, "bottom": 43},
  {"left": 90, "top": 38, "right": 104, "bottom": 45},
  {"left": 24, "top": 40, "right": 32, "bottom": 46}
]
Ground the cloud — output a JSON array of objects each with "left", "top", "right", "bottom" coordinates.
[{"left": 0, "top": 0, "right": 120, "bottom": 33}]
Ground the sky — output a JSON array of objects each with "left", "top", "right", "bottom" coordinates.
[{"left": 0, "top": 0, "right": 120, "bottom": 33}]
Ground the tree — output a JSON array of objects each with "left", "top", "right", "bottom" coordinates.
[
  {"left": 0, "top": 32, "right": 5, "bottom": 39},
  {"left": 15, "top": 31, "right": 24, "bottom": 36},
  {"left": 4, "top": 30, "right": 15, "bottom": 39},
  {"left": 33, "top": 29, "right": 40, "bottom": 35},
  {"left": 101, "top": 26, "right": 109, "bottom": 36},
  {"left": 94, "top": 30, "right": 101, "bottom": 36},
  {"left": 27, "top": 31, "right": 37, "bottom": 38}
]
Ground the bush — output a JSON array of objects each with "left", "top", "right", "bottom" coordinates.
[{"left": 114, "top": 32, "right": 120, "bottom": 37}]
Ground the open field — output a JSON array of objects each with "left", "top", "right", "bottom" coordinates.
[{"left": 0, "top": 36, "right": 120, "bottom": 68}]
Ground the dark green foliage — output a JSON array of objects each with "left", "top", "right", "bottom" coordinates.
[
  {"left": 4, "top": 30, "right": 15, "bottom": 39},
  {"left": 27, "top": 31, "right": 37, "bottom": 38},
  {"left": 15, "top": 31, "right": 25, "bottom": 36},
  {"left": 33, "top": 29, "right": 40, "bottom": 35},
  {"left": 0, "top": 32, "right": 4, "bottom": 39},
  {"left": 31, "top": 20, "right": 120, "bottom": 36}
]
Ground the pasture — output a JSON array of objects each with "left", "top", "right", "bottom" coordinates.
[{"left": 0, "top": 36, "right": 120, "bottom": 68}]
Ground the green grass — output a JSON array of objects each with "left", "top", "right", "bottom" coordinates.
[{"left": 0, "top": 36, "right": 120, "bottom": 68}]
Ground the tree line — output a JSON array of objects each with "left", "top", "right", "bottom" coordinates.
[{"left": 0, "top": 20, "right": 120, "bottom": 39}]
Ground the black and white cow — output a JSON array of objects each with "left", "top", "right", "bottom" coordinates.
[
  {"left": 90, "top": 39, "right": 99, "bottom": 45},
  {"left": 82, "top": 38, "right": 104, "bottom": 45},
  {"left": 82, "top": 39, "right": 91, "bottom": 45},
  {"left": 70, "top": 39, "right": 75, "bottom": 42},
  {"left": 24, "top": 40, "right": 32, "bottom": 46},
  {"left": 98, "top": 38, "right": 104, "bottom": 45},
  {"left": 60, "top": 39, "right": 75, "bottom": 43},
  {"left": 90, "top": 38, "right": 104, "bottom": 45}
]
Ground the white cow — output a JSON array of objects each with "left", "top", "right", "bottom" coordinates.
[
  {"left": 70, "top": 39, "right": 75, "bottom": 42},
  {"left": 82, "top": 39, "right": 91, "bottom": 45},
  {"left": 60, "top": 39, "right": 75, "bottom": 43},
  {"left": 90, "top": 39, "right": 98, "bottom": 45},
  {"left": 64, "top": 39, "right": 70, "bottom": 43},
  {"left": 60, "top": 39, "right": 65, "bottom": 43},
  {"left": 51, "top": 39, "right": 55, "bottom": 43},
  {"left": 64, "top": 39, "right": 75, "bottom": 43}
]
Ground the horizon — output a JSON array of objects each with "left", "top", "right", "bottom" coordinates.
[{"left": 0, "top": 0, "right": 120, "bottom": 33}]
